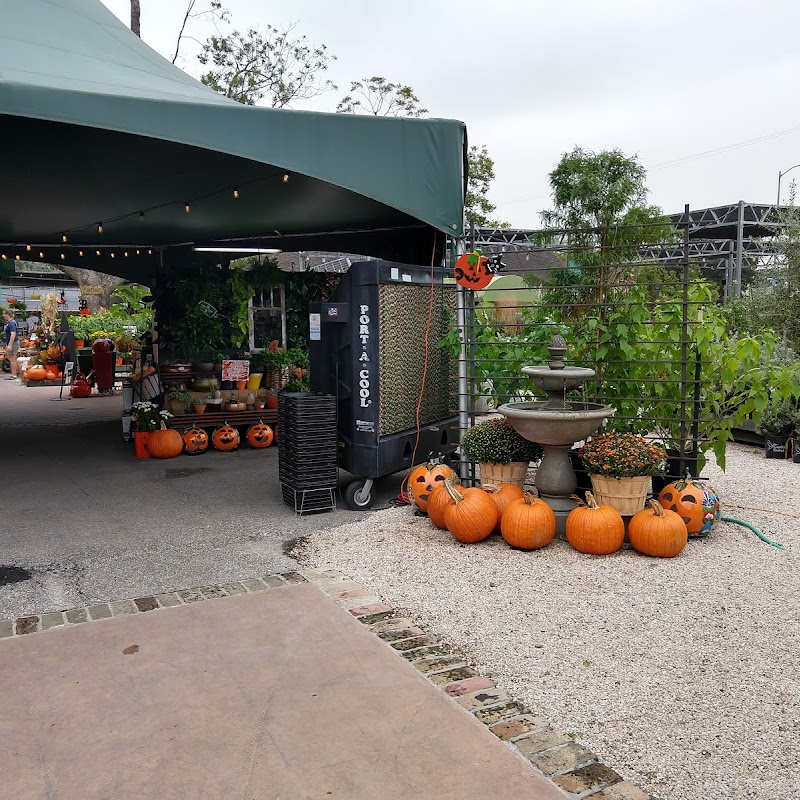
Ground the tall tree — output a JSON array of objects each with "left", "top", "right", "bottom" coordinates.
[
  {"left": 171, "top": 1, "right": 228, "bottom": 65},
  {"left": 539, "top": 147, "right": 672, "bottom": 265},
  {"left": 336, "top": 77, "right": 427, "bottom": 117},
  {"left": 465, "top": 144, "right": 507, "bottom": 229},
  {"left": 130, "top": 0, "right": 141, "bottom": 37},
  {"left": 57, "top": 267, "right": 125, "bottom": 314},
  {"left": 198, "top": 23, "right": 336, "bottom": 106}
]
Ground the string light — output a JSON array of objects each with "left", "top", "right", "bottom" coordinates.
[
  {"left": 233, "top": 187, "right": 239, "bottom": 198},
  {"left": 184, "top": 202, "right": 191, "bottom": 213},
  {"left": 39, "top": 251, "right": 44, "bottom": 258},
  {"left": 139, "top": 211, "right": 145, "bottom": 221},
  {"left": 15, "top": 255, "right": 20, "bottom": 261},
  {"left": 26, "top": 244, "right": 31, "bottom": 251},
  {"left": 110, "top": 252, "right": 115, "bottom": 258},
  {"left": 61, "top": 233, "right": 68, "bottom": 243},
  {"left": 136, "top": 249, "right": 140, "bottom": 255},
  {"left": 96, "top": 250, "right": 101, "bottom": 256},
  {"left": 282, "top": 173, "right": 290, "bottom": 183},
  {"left": 60, "top": 253, "right": 65, "bottom": 260},
  {"left": 148, "top": 249, "right": 152, "bottom": 255},
  {"left": 1, "top": 254, "right": 6, "bottom": 260},
  {"left": 97, "top": 222, "right": 104, "bottom": 234},
  {"left": 124, "top": 251, "right": 129, "bottom": 257},
  {"left": 79, "top": 250, "right": 84, "bottom": 257}
]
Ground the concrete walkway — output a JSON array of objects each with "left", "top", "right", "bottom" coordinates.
[{"left": 0, "top": 582, "right": 565, "bottom": 800}]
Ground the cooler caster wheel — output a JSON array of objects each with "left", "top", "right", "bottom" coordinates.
[{"left": 344, "top": 478, "right": 375, "bottom": 510}]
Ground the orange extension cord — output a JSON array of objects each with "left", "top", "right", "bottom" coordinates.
[{"left": 397, "top": 233, "right": 440, "bottom": 505}]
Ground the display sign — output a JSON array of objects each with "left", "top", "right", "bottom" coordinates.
[
  {"left": 309, "top": 313, "right": 321, "bottom": 341},
  {"left": 454, "top": 248, "right": 504, "bottom": 290},
  {"left": 222, "top": 360, "right": 250, "bottom": 381}
]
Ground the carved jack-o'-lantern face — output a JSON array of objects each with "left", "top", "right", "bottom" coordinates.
[
  {"left": 246, "top": 422, "right": 274, "bottom": 448},
  {"left": 212, "top": 423, "right": 240, "bottom": 451},
  {"left": 454, "top": 249, "right": 493, "bottom": 290},
  {"left": 407, "top": 463, "right": 459, "bottom": 512},
  {"left": 182, "top": 426, "right": 209, "bottom": 455},
  {"left": 658, "top": 476, "right": 720, "bottom": 536}
]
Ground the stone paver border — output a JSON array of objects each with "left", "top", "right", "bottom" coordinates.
[{"left": 1, "top": 568, "right": 653, "bottom": 800}]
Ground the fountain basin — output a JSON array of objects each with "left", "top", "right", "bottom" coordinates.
[
  {"left": 497, "top": 401, "right": 614, "bottom": 446},
  {"left": 522, "top": 365, "right": 597, "bottom": 395}
]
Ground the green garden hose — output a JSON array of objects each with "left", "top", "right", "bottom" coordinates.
[{"left": 720, "top": 516, "right": 787, "bottom": 551}]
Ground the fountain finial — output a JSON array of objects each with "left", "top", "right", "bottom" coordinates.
[{"left": 547, "top": 335, "right": 567, "bottom": 370}]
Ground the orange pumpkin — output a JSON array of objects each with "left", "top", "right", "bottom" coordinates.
[
  {"left": 628, "top": 500, "right": 688, "bottom": 558},
  {"left": 658, "top": 475, "right": 720, "bottom": 536},
  {"left": 482, "top": 483, "right": 525, "bottom": 532},
  {"left": 246, "top": 422, "right": 274, "bottom": 448},
  {"left": 566, "top": 492, "right": 624, "bottom": 555},
  {"left": 26, "top": 366, "right": 48, "bottom": 381},
  {"left": 428, "top": 479, "right": 461, "bottom": 530},
  {"left": 148, "top": 423, "right": 183, "bottom": 459},
  {"left": 501, "top": 493, "right": 556, "bottom": 550},
  {"left": 407, "top": 462, "right": 459, "bottom": 512},
  {"left": 443, "top": 481, "right": 498, "bottom": 543},
  {"left": 212, "top": 423, "right": 240, "bottom": 451},
  {"left": 182, "top": 426, "right": 209, "bottom": 455}
]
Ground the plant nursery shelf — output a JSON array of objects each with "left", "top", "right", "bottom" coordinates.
[{"left": 168, "top": 409, "right": 278, "bottom": 431}]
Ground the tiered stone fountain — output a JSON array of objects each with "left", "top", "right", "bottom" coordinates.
[{"left": 497, "top": 335, "right": 614, "bottom": 534}]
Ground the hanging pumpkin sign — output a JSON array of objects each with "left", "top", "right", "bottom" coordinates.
[
  {"left": 454, "top": 249, "right": 503, "bottom": 291},
  {"left": 182, "top": 426, "right": 209, "bottom": 455},
  {"left": 212, "top": 423, "right": 240, "bottom": 451},
  {"left": 246, "top": 422, "right": 274, "bottom": 448}
]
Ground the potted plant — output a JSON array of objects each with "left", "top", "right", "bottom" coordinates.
[
  {"left": 264, "top": 389, "right": 278, "bottom": 409},
  {"left": 131, "top": 402, "right": 173, "bottom": 457},
  {"left": 164, "top": 389, "right": 192, "bottom": 414},
  {"left": 460, "top": 418, "right": 543, "bottom": 488},
  {"left": 253, "top": 397, "right": 266, "bottom": 411},
  {"left": 578, "top": 433, "right": 667, "bottom": 515},
  {"left": 192, "top": 398, "right": 207, "bottom": 414},
  {"left": 755, "top": 397, "right": 794, "bottom": 459},
  {"left": 205, "top": 389, "right": 223, "bottom": 409}
]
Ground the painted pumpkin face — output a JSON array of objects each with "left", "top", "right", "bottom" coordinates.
[
  {"left": 454, "top": 250, "right": 492, "bottom": 290},
  {"left": 407, "top": 463, "right": 459, "bottom": 512},
  {"left": 182, "top": 426, "right": 209, "bottom": 454},
  {"left": 658, "top": 476, "right": 720, "bottom": 536},
  {"left": 246, "top": 422, "right": 274, "bottom": 448},
  {"left": 212, "top": 424, "right": 240, "bottom": 451}
]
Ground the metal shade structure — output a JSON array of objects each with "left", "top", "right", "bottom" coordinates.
[{"left": 0, "top": 0, "right": 467, "bottom": 282}]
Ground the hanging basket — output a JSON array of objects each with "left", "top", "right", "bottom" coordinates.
[
  {"left": 590, "top": 475, "right": 650, "bottom": 516},
  {"left": 478, "top": 461, "right": 529, "bottom": 488}
]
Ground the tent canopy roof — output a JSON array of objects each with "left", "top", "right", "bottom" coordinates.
[{"left": 0, "top": 0, "right": 466, "bottom": 282}]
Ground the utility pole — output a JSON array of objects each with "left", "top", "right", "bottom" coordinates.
[{"left": 131, "top": 0, "right": 141, "bottom": 37}]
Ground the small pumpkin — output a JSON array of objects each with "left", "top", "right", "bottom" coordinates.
[
  {"left": 566, "top": 492, "right": 624, "bottom": 555},
  {"left": 182, "top": 426, "right": 209, "bottom": 455},
  {"left": 212, "top": 422, "right": 240, "bottom": 451},
  {"left": 658, "top": 474, "right": 720, "bottom": 536},
  {"left": 246, "top": 421, "right": 274, "bottom": 448},
  {"left": 407, "top": 462, "right": 459, "bottom": 512},
  {"left": 482, "top": 483, "right": 525, "bottom": 531},
  {"left": 501, "top": 493, "right": 556, "bottom": 550},
  {"left": 428, "top": 479, "right": 461, "bottom": 530},
  {"left": 26, "top": 366, "right": 48, "bottom": 381},
  {"left": 628, "top": 499, "right": 688, "bottom": 558},
  {"left": 443, "top": 480, "right": 498, "bottom": 543},
  {"left": 148, "top": 422, "right": 183, "bottom": 459}
]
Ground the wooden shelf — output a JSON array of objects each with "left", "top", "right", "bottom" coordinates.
[{"left": 168, "top": 409, "right": 278, "bottom": 430}]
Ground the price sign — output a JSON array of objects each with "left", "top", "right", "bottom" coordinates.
[{"left": 222, "top": 360, "right": 250, "bottom": 381}]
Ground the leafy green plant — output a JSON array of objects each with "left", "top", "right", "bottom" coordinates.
[
  {"left": 229, "top": 267, "right": 254, "bottom": 348},
  {"left": 755, "top": 398, "right": 795, "bottom": 436},
  {"left": 461, "top": 419, "right": 543, "bottom": 464}
]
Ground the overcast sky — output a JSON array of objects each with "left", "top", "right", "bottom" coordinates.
[{"left": 103, "top": 0, "right": 800, "bottom": 228}]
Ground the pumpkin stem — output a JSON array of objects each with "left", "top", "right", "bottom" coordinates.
[
  {"left": 159, "top": 421, "right": 167, "bottom": 431},
  {"left": 444, "top": 476, "right": 464, "bottom": 504},
  {"left": 648, "top": 499, "right": 665, "bottom": 517},
  {"left": 584, "top": 491, "right": 599, "bottom": 510},
  {"left": 482, "top": 483, "right": 499, "bottom": 494},
  {"left": 569, "top": 494, "right": 587, "bottom": 507},
  {"left": 522, "top": 491, "right": 538, "bottom": 506}
]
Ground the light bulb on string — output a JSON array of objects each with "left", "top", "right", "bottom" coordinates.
[
  {"left": 282, "top": 173, "right": 290, "bottom": 183},
  {"left": 98, "top": 222, "right": 104, "bottom": 234},
  {"left": 184, "top": 202, "right": 191, "bottom": 213},
  {"left": 139, "top": 211, "right": 145, "bottom": 221},
  {"left": 136, "top": 249, "right": 140, "bottom": 255},
  {"left": 60, "top": 253, "right": 65, "bottom": 260},
  {"left": 148, "top": 249, "right": 152, "bottom": 255},
  {"left": 39, "top": 251, "right": 44, "bottom": 258},
  {"left": 26, "top": 244, "right": 31, "bottom": 252},
  {"left": 1, "top": 254, "right": 6, "bottom": 260},
  {"left": 96, "top": 250, "right": 101, "bottom": 256},
  {"left": 124, "top": 251, "right": 129, "bottom": 257},
  {"left": 61, "top": 233, "right": 68, "bottom": 243},
  {"left": 79, "top": 250, "right": 84, "bottom": 257},
  {"left": 15, "top": 255, "right": 20, "bottom": 261},
  {"left": 233, "top": 187, "right": 239, "bottom": 199},
  {"left": 110, "top": 252, "right": 115, "bottom": 259}
]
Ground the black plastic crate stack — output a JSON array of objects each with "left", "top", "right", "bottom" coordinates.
[{"left": 278, "top": 392, "right": 338, "bottom": 514}]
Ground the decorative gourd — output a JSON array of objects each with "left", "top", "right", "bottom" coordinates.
[
  {"left": 428, "top": 479, "right": 461, "bottom": 530},
  {"left": 182, "top": 426, "right": 209, "bottom": 455},
  {"left": 212, "top": 423, "right": 240, "bottom": 451},
  {"left": 407, "top": 462, "right": 459, "bottom": 512},
  {"left": 443, "top": 481, "right": 498, "bottom": 543},
  {"left": 92, "top": 338, "right": 111, "bottom": 353},
  {"left": 658, "top": 474, "right": 720, "bottom": 536},
  {"left": 628, "top": 500, "right": 688, "bottom": 558},
  {"left": 71, "top": 373, "right": 92, "bottom": 397},
  {"left": 246, "top": 422, "right": 274, "bottom": 448},
  {"left": 501, "top": 493, "right": 556, "bottom": 550},
  {"left": 26, "top": 365, "right": 48, "bottom": 381},
  {"left": 482, "top": 483, "right": 525, "bottom": 531},
  {"left": 147, "top": 423, "right": 183, "bottom": 459},
  {"left": 565, "top": 492, "right": 624, "bottom": 555}
]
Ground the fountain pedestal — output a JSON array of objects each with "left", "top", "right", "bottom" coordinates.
[{"left": 497, "top": 336, "right": 614, "bottom": 537}]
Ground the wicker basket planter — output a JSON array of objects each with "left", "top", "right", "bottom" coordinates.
[
  {"left": 590, "top": 475, "right": 650, "bottom": 516},
  {"left": 479, "top": 461, "right": 529, "bottom": 488}
]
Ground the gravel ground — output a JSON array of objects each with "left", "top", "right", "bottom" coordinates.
[{"left": 297, "top": 443, "right": 800, "bottom": 800}]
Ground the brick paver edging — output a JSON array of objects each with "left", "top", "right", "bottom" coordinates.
[{"left": 1, "top": 568, "right": 653, "bottom": 799}]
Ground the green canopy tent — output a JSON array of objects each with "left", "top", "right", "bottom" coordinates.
[{"left": 0, "top": 0, "right": 466, "bottom": 283}]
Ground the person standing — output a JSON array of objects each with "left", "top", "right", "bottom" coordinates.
[
  {"left": 25, "top": 311, "right": 39, "bottom": 336},
  {"left": 3, "top": 309, "right": 19, "bottom": 379}
]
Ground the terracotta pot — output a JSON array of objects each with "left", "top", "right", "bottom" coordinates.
[
  {"left": 236, "top": 380, "right": 247, "bottom": 391},
  {"left": 265, "top": 394, "right": 279, "bottom": 410},
  {"left": 74, "top": 339, "right": 85, "bottom": 348},
  {"left": 192, "top": 404, "right": 207, "bottom": 414},
  {"left": 45, "top": 363, "right": 60, "bottom": 378},
  {"left": 253, "top": 400, "right": 266, "bottom": 411}
]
